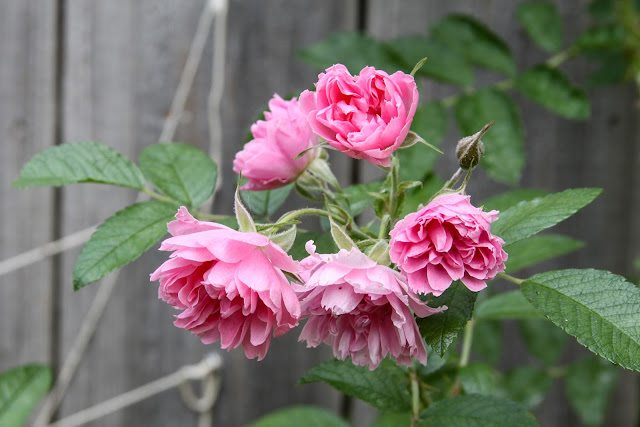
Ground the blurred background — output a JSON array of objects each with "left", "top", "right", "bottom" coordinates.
[{"left": 1, "top": 0, "right": 639, "bottom": 426}]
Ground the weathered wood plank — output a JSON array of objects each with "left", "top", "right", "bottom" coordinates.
[
  {"left": 55, "top": 1, "right": 358, "bottom": 426},
  {"left": 366, "top": 1, "right": 639, "bottom": 426},
  {"left": 0, "top": 0, "right": 57, "bottom": 372}
]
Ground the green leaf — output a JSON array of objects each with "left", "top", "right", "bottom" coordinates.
[
  {"left": 298, "top": 32, "right": 405, "bottom": 74},
  {"left": 241, "top": 184, "right": 293, "bottom": 218},
  {"left": 249, "top": 406, "right": 348, "bottom": 427},
  {"left": 474, "top": 291, "right": 544, "bottom": 320},
  {"left": 342, "top": 181, "right": 382, "bottom": 216},
  {"left": 459, "top": 362, "right": 499, "bottom": 396},
  {"left": 472, "top": 320, "right": 503, "bottom": 364},
  {"left": 371, "top": 412, "right": 412, "bottom": 427},
  {"left": 490, "top": 188, "right": 602, "bottom": 245},
  {"left": 0, "top": 364, "right": 52, "bottom": 427},
  {"left": 418, "top": 281, "right": 477, "bottom": 357},
  {"left": 574, "top": 24, "right": 627, "bottom": 52},
  {"left": 498, "top": 367, "right": 553, "bottom": 409},
  {"left": 299, "top": 359, "right": 411, "bottom": 412},
  {"left": 73, "top": 201, "right": 178, "bottom": 290},
  {"left": 518, "top": 319, "right": 568, "bottom": 365},
  {"left": 402, "top": 174, "right": 444, "bottom": 217},
  {"left": 481, "top": 189, "right": 548, "bottom": 212},
  {"left": 13, "top": 142, "right": 145, "bottom": 190},
  {"left": 388, "top": 36, "right": 473, "bottom": 87},
  {"left": 516, "top": 2, "right": 563, "bottom": 53},
  {"left": 455, "top": 89, "right": 524, "bottom": 184},
  {"left": 431, "top": 14, "right": 516, "bottom": 76},
  {"left": 515, "top": 65, "right": 590, "bottom": 119},
  {"left": 504, "top": 234, "right": 584, "bottom": 273},
  {"left": 521, "top": 269, "right": 640, "bottom": 371},
  {"left": 399, "top": 102, "right": 448, "bottom": 181},
  {"left": 138, "top": 143, "right": 217, "bottom": 208},
  {"left": 565, "top": 358, "right": 619, "bottom": 426},
  {"left": 289, "top": 232, "right": 337, "bottom": 261},
  {"left": 418, "top": 394, "right": 537, "bottom": 426}
]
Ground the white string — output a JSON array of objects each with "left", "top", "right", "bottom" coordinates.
[
  {"left": 47, "top": 354, "right": 223, "bottom": 427},
  {"left": 0, "top": 227, "right": 95, "bottom": 277},
  {"left": 204, "top": 0, "right": 229, "bottom": 209},
  {"left": 32, "top": 2, "right": 220, "bottom": 425}
]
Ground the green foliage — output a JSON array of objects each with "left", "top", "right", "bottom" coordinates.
[
  {"left": 504, "top": 235, "right": 584, "bottom": 273},
  {"left": 418, "top": 394, "right": 537, "bottom": 426},
  {"left": 138, "top": 143, "right": 217, "bottom": 208},
  {"left": 471, "top": 320, "right": 503, "bottom": 365},
  {"left": 522, "top": 269, "right": 640, "bottom": 371},
  {"left": 289, "top": 232, "right": 337, "bottom": 261},
  {"left": 459, "top": 362, "right": 499, "bottom": 396},
  {"left": 498, "top": 367, "right": 553, "bottom": 409},
  {"left": 298, "top": 32, "right": 403, "bottom": 74},
  {"left": 516, "top": 2, "right": 563, "bottom": 53},
  {"left": 491, "top": 188, "right": 602, "bottom": 245},
  {"left": 402, "top": 174, "right": 444, "bottom": 217},
  {"left": 0, "top": 364, "right": 52, "bottom": 427},
  {"left": 565, "top": 358, "right": 619, "bottom": 426},
  {"left": 13, "top": 142, "right": 146, "bottom": 190},
  {"left": 455, "top": 89, "right": 524, "bottom": 184},
  {"left": 73, "top": 201, "right": 178, "bottom": 290},
  {"left": 481, "top": 189, "right": 548, "bottom": 212},
  {"left": 371, "top": 412, "right": 412, "bottom": 427},
  {"left": 299, "top": 359, "right": 411, "bottom": 412},
  {"left": 248, "top": 406, "right": 348, "bottom": 427},
  {"left": 474, "top": 291, "right": 544, "bottom": 320},
  {"left": 388, "top": 36, "right": 474, "bottom": 87},
  {"left": 575, "top": 23, "right": 627, "bottom": 51},
  {"left": 398, "top": 102, "right": 448, "bottom": 182},
  {"left": 418, "top": 281, "right": 477, "bottom": 357},
  {"left": 515, "top": 65, "right": 590, "bottom": 119},
  {"left": 431, "top": 14, "right": 516, "bottom": 76},
  {"left": 341, "top": 181, "right": 382, "bottom": 216},
  {"left": 518, "top": 319, "right": 568, "bottom": 365},
  {"left": 241, "top": 184, "right": 294, "bottom": 219}
]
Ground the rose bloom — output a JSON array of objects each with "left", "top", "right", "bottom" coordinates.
[
  {"left": 299, "top": 64, "right": 418, "bottom": 167},
  {"left": 233, "top": 94, "right": 319, "bottom": 191},
  {"left": 150, "top": 207, "right": 301, "bottom": 360},
  {"left": 389, "top": 194, "right": 507, "bottom": 296},
  {"left": 295, "top": 241, "right": 444, "bottom": 370}
]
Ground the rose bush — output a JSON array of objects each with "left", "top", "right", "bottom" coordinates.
[
  {"left": 151, "top": 207, "right": 301, "bottom": 360},
  {"left": 389, "top": 193, "right": 507, "bottom": 296},
  {"left": 233, "top": 94, "right": 319, "bottom": 191},
  {"left": 299, "top": 64, "right": 418, "bottom": 167},
  {"left": 294, "top": 241, "right": 444, "bottom": 370}
]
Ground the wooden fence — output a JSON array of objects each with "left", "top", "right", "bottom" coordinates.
[{"left": 1, "top": 0, "right": 638, "bottom": 426}]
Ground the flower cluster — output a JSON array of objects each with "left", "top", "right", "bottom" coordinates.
[{"left": 151, "top": 63, "right": 507, "bottom": 370}]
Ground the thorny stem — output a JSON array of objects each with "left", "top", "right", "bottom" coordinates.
[
  {"left": 378, "top": 215, "right": 390, "bottom": 240},
  {"left": 497, "top": 272, "right": 525, "bottom": 285}
]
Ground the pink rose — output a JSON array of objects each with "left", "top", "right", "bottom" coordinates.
[
  {"left": 294, "top": 241, "right": 444, "bottom": 370},
  {"left": 389, "top": 194, "right": 507, "bottom": 296},
  {"left": 151, "top": 207, "right": 301, "bottom": 360},
  {"left": 233, "top": 94, "right": 319, "bottom": 191},
  {"left": 299, "top": 64, "right": 418, "bottom": 167}
]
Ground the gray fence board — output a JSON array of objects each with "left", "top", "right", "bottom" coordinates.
[
  {"left": 1, "top": 1, "right": 638, "bottom": 426},
  {"left": 0, "top": 0, "right": 57, "bottom": 372}
]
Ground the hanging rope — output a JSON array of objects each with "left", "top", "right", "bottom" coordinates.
[
  {"left": 47, "top": 354, "right": 223, "bottom": 427},
  {"left": 33, "top": 1, "right": 226, "bottom": 425}
]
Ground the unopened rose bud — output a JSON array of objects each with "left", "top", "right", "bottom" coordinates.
[{"left": 456, "top": 121, "right": 494, "bottom": 169}]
